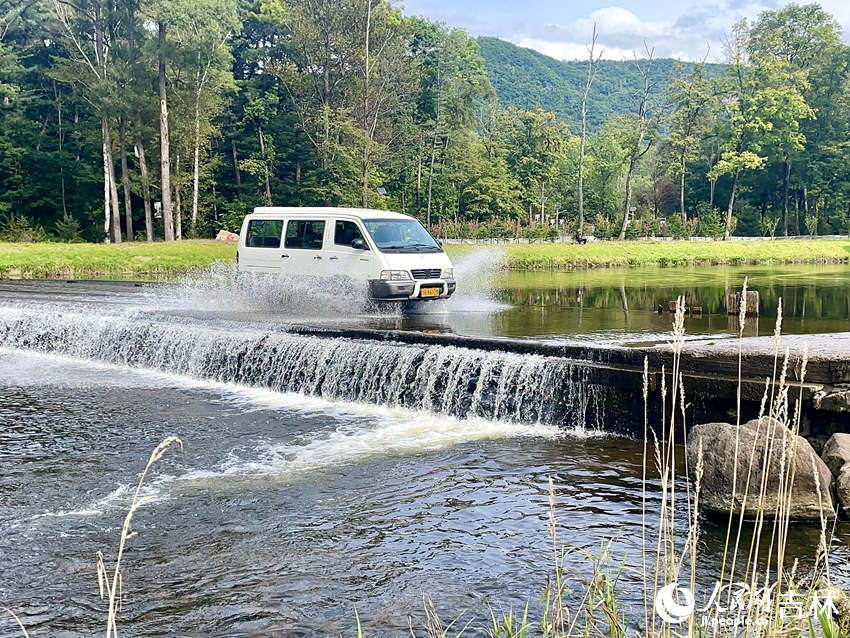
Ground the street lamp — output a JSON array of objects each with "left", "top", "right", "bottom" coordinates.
[
  {"left": 376, "top": 187, "right": 387, "bottom": 195},
  {"left": 554, "top": 205, "right": 562, "bottom": 238}
]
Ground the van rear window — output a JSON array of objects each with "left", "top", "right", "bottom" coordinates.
[
  {"left": 285, "top": 220, "right": 326, "bottom": 250},
  {"left": 245, "top": 219, "right": 283, "bottom": 248}
]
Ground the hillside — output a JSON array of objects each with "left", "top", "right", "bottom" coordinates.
[{"left": 477, "top": 37, "right": 723, "bottom": 132}]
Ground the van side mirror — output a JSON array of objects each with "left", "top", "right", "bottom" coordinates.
[{"left": 351, "top": 238, "right": 368, "bottom": 250}]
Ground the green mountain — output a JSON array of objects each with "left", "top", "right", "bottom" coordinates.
[{"left": 477, "top": 37, "right": 723, "bottom": 132}]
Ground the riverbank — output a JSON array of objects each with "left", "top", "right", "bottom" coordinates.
[
  {"left": 0, "top": 240, "right": 236, "bottom": 278},
  {"left": 448, "top": 238, "right": 850, "bottom": 269},
  {"left": 1, "top": 238, "right": 849, "bottom": 278}
]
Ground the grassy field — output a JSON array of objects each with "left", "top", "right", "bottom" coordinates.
[
  {"left": 446, "top": 238, "right": 850, "bottom": 269},
  {"left": 1, "top": 238, "right": 849, "bottom": 278},
  {"left": 0, "top": 240, "right": 237, "bottom": 279}
]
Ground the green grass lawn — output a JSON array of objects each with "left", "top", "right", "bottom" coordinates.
[
  {"left": 1, "top": 238, "right": 849, "bottom": 279},
  {"left": 445, "top": 238, "right": 850, "bottom": 269},
  {"left": 0, "top": 240, "right": 237, "bottom": 279}
]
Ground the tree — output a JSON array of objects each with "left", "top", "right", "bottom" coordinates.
[
  {"left": 708, "top": 20, "right": 812, "bottom": 240},
  {"left": 500, "top": 108, "right": 570, "bottom": 227},
  {"left": 52, "top": 0, "right": 123, "bottom": 242},
  {"left": 666, "top": 57, "right": 714, "bottom": 222},
  {"left": 618, "top": 43, "right": 658, "bottom": 241},
  {"left": 748, "top": 3, "right": 841, "bottom": 235},
  {"left": 267, "top": 0, "right": 362, "bottom": 205},
  {"left": 578, "top": 24, "right": 601, "bottom": 235},
  {"left": 358, "top": 1, "right": 414, "bottom": 209}
]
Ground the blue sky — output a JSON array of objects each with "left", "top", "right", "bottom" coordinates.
[{"left": 402, "top": 0, "right": 850, "bottom": 61}]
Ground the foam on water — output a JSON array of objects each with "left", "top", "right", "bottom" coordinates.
[
  {"left": 0, "top": 346, "right": 584, "bottom": 525},
  {"left": 0, "top": 305, "right": 604, "bottom": 427}
]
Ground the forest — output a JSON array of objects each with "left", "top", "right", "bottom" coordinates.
[{"left": 0, "top": 0, "right": 849, "bottom": 243}]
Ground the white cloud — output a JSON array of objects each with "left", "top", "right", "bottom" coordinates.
[
  {"left": 519, "top": 6, "right": 723, "bottom": 61},
  {"left": 404, "top": 0, "right": 850, "bottom": 62},
  {"left": 514, "top": 0, "right": 850, "bottom": 62}
]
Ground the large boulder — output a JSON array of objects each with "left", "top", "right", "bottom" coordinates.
[
  {"left": 822, "top": 433, "right": 850, "bottom": 477},
  {"left": 822, "top": 433, "right": 850, "bottom": 511},
  {"left": 687, "top": 418, "right": 835, "bottom": 520}
]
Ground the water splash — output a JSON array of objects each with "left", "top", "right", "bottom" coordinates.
[
  {"left": 447, "top": 247, "right": 509, "bottom": 313},
  {"left": 158, "top": 262, "right": 383, "bottom": 319}
]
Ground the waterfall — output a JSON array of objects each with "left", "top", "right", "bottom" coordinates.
[{"left": 0, "top": 307, "right": 605, "bottom": 428}]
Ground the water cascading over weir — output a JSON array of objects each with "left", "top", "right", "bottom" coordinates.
[
  {"left": 3, "top": 303, "right": 849, "bottom": 436},
  {"left": 0, "top": 307, "right": 609, "bottom": 430}
]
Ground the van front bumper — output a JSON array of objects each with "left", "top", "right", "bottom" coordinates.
[{"left": 369, "top": 278, "right": 456, "bottom": 301}]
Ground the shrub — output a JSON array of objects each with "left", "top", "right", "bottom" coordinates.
[
  {"left": 665, "top": 214, "right": 686, "bottom": 239},
  {"left": 55, "top": 214, "right": 84, "bottom": 243},
  {"left": 0, "top": 214, "right": 48, "bottom": 242},
  {"left": 697, "top": 203, "right": 726, "bottom": 239}
]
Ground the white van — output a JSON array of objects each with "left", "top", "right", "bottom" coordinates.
[{"left": 236, "top": 207, "right": 456, "bottom": 302}]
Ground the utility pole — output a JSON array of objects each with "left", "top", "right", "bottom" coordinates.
[{"left": 539, "top": 182, "right": 547, "bottom": 227}]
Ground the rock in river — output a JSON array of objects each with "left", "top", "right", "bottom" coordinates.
[
  {"left": 822, "top": 433, "right": 850, "bottom": 511},
  {"left": 687, "top": 418, "right": 835, "bottom": 520}
]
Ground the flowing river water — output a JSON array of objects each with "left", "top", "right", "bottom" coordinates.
[{"left": 1, "top": 255, "right": 850, "bottom": 636}]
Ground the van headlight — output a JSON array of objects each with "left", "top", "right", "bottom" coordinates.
[
  {"left": 441, "top": 268, "right": 454, "bottom": 279},
  {"left": 380, "top": 270, "right": 411, "bottom": 281}
]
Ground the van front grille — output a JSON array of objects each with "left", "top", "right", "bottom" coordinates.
[{"left": 411, "top": 268, "right": 441, "bottom": 280}]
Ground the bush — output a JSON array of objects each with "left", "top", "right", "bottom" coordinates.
[
  {"left": 758, "top": 214, "right": 780, "bottom": 238},
  {"left": 665, "top": 214, "right": 686, "bottom": 239},
  {"left": 805, "top": 215, "right": 818, "bottom": 237},
  {"left": 0, "top": 214, "right": 48, "bottom": 242},
  {"left": 55, "top": 214, "right": 84, "bottom": 243},
  {"left": 492, "top": 220, "right": 515, "bottom": 240},
  {"left": 521, "top": 224, "right": 549, "bottom": 242},
  {"left": 593, "top": 213, "right": 616, "bottom": 239},
  {"left": 697, "top": 203, "right": 726, "bottom": 239}
]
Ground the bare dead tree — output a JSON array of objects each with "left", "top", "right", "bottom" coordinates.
[
  {"left": 618, "top": 42, "right": 656, "bottom": 241},
  {"left": 578, "top": 23, "right": 602, "bottom": 237}
]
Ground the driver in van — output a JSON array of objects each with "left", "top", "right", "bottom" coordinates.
[{"left": 336, "top": 222, "right": 360, "bottom": 246}]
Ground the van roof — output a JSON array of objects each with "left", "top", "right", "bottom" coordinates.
[{"left": 249, "top": 207, "right": 414, "bottom": 221}]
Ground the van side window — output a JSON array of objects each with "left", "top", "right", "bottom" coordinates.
[
  {"left": 284, "top": 220, "right": 326, "bottom": 250},
  {"left": 334, "top": 220, "right": 367, "bottom": 247},
  {"left": 246, "top": 219, "right": 283, "bottom": 248}
]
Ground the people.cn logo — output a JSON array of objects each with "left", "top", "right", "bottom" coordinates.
[{"left": 654, "top": 584, "right": 696, "bottom": 624}]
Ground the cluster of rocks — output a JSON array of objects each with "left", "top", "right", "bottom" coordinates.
[{"left": 686, "top": 419, "right": 850, "bottom": 520}]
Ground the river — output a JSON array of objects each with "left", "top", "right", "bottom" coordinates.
[{"left": 1, "top": 255, "right": 848, "bottom": 636}]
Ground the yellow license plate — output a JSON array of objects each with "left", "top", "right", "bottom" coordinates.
[{"left": 420, "top": 287, "right": 440, "bottom": 298}]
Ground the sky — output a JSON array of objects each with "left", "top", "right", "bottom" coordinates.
[{"left": 402, "top": 0, "right": 850, "bottom": 61}]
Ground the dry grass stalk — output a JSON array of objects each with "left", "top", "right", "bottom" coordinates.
[
  {"left": 1, "top": 608, "right": 30, "bottom": 638},
  {"left": 101, "top": 436, "right": 183, "bottom": 638},
  {"left": 546, "top": 476, "right": 566, "bottom": 636},
  {"left": 642, "top": 358, "right": 650, "bottom": 638}
]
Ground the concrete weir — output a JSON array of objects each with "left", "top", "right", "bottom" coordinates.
[{"left": 286, "top": 324, "right": 850, "bottom": 438}]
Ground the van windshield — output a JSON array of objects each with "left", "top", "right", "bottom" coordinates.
[{"left": 362, "top": 219, "right": 441, "bottom": 252}]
